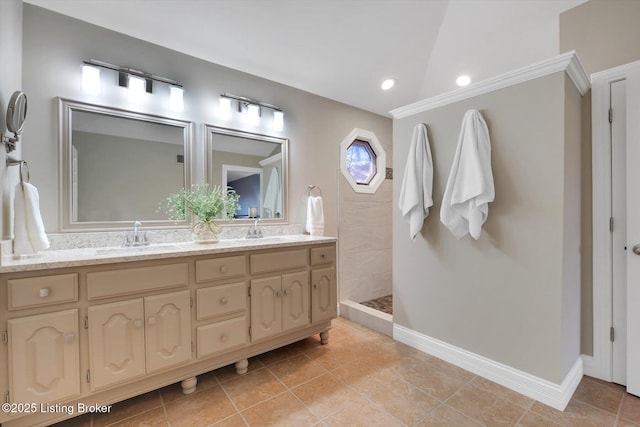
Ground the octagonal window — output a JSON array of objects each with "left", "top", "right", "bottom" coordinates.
[
  {"left": 346, "top": 139, "right": 377, "bottom": 185},
  {"left": 340, "top": 128, "right": 386, "bottom": 194}
]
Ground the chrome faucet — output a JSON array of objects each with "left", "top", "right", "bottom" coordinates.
[
  {"left": 246, "top": 218, "right": 263, "bottom": 239},
  {"left": 122, "top": 220, "right": 149, "bottom": 247}
]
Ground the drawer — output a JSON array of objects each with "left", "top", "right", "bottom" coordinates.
[
  {"left": 197, "top": 316, "right": 248, "bottom": 358},
  {"left": 310, "top": 245, "right": 335, "bottom": 266},
  {"left": 197, "top": 282, "right": 247, "bottom": 320},
  {"left": 8, "top": 273, "right": 78, "bottom": 310},
  {"left": 196, "top": 255, "right": 246, "bottom": 283},
  {"left": 250, "top": 249, "right": 308, "bottom": 274},
  {"left": 87, "top": 263, "right": 188, "bottom": 300}
]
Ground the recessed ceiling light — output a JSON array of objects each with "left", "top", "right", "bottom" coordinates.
[
  {"left": 456, "top": 75, "right": 471, "bottom": 87},
  {"left": 381, "top": 79, "right": 395, "bottom": 90}
]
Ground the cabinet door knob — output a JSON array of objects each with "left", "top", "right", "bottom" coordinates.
[
  {"left": 64, "top": 332, "right": 75, "bottom": 343},
  {"left": 633, "top": 245, "right": 640, "bottom": 255},
  {"left": 321, "top": 253, "right": 326, "bottom": 259},
  {"left": 220, "top": 296, "right": 228, "bottom": 305},
  {"left": 220, "top": 333, "right": 229, "bottom": 343},
  {"left": 219, "top": 265, "right": 228, "bottom": 273},
  {"left": 134, "top": 319, "right": 143, "bottom": 328},
  {"left": 275, "top": 290, "right": 282, "bottom": 297},
  {"left": 39, "top": 288, "right": 50, "bottom": 298},
  {"left": 313, "top": 283, "right": 318, "bottom": 289},
  {"left": 147, "top": 316, "right": 156, "bottom": 326},
  {"left": 283, "top": 288, "right": 289, "bottom": 296}
]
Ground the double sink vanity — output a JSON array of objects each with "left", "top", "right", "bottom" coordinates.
[{"left": 0, "top": 235, "right": 337, "bottom": 427}]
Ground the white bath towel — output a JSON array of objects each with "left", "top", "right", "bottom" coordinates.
[
  {"left": 263, "top": 167, "right": 282, "bottom": 218},
  {"left": 305, "top": 196, "right": 325, "bottom": 236},
  {"left": 398, "top": 123, "right": 434, "bottom": 239},
  {"left": 440, "top": 110, "right": 494, "bottom": 240},
  {"left": 14, "top": 182, "right": 50, "bottom": 254}
]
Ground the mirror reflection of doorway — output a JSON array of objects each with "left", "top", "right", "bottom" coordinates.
[{"left": 222, "top": 165, "right": 262, "bottom": 218}]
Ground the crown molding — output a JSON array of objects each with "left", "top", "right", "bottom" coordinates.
[{"left": 390, "top": 51, "right": 590, "bottom": 119}]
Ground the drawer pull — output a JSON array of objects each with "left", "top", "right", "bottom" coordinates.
[
  {"left": 39, "top": 288, "right": 51, "bottom": 298},
  {"left": 134, "top": 319, "right": 143, "bottom": 328},
  {"left": 220, "top": 296, "right": 228, "bottom": 305},
  {"left": 220, "top": 333, "right": 229, "bottom": 343},
  {"left": 148, "top": 316, "right": 156, "bottom": 326},
  {"left": 321, "top": 253, "right": 326, "bottom": 259},
  {"left": 219, "top": 265, "right": 228, "bottom": 274},
  {"left": 64, "top": 332, "right": 75, "bottom": 343}
]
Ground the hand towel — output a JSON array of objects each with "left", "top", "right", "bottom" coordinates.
[
  {"left": 398, "top": 123, "right": 434, "bottom": 239},
  {"left": 14, "top": 182, "right": 50, "bottom": 254},
  {"left": 263, "top": 167, "right": 282, "bottom": 218},
  {"left": 305, "top": 196, "right": 325, "bottom": 236},
  {"left": 440, "top": 110, "right": 494, "bottom": 240}
]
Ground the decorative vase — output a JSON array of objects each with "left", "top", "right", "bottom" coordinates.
[{"left": 192, "top": 221, "right": 221, "bottom": 244}]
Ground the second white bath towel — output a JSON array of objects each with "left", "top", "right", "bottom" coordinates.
[
  {"left": 398, "top": 123, "right": 433, "bottom": 239},
  {"left": 14, "top": 182, "right": 50, "bottom": 254},
  {"left": 306, "top": 196, "right": 325, "bottom": 236},
  {"left": 440, "top": 110, "right": 494, "bottom": 240}
]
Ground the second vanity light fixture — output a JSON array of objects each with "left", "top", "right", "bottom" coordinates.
[
  {"left": 81, "top": 59, "right": 184, "bottom": 112},
  {"left": 219, "top": 93, "right": 284, "bottom": 131}
]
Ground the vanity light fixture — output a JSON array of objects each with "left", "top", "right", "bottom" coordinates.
[
  {"left": 81, "top": 64, "right": 101, "bottom": 95},
  {"left": 219, "top": 93, "right": 285, "bottom": 131},
  {"left": 81, "top": 59, "right": 184, "bottom": 108}
]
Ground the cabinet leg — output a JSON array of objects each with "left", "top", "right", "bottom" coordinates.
[
  {"left": 320, "top": 329, "right": 330, "bottom": 345},
  {"left": 235, "top": 359, "right": 249, "bottom": 375},
  {"left": 181, "top": 376, "right": 197, "bottom": 395}
]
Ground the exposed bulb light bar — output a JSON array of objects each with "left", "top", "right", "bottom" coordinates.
[{"left": 219, "top": 93, "right": 284, "bottom": 131}]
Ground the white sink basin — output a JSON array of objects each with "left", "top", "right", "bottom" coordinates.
[{"left": 95, "top": 244, "right": 179, "bottom": 255}]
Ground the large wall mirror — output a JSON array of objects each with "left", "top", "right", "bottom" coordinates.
[
  {"left": 59, "top": 98, "right": 193, "bottom": 230},
  {"left": 205, "top": 125, "right": 288, "bottom": 223}
]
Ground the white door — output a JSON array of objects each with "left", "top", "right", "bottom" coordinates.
[
  {"left": 611, "top": 79, "right": 627, "bottom": 385},
  {"left": 626, "top": 67, "right": 640, "bottom": 396}
]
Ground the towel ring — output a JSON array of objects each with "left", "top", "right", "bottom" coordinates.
[
  {"left": 6, "top": 158, "right": 30, "bottom": 183},
  {"left": 307, "top": 184, "right": 322, "bottom": 197}
]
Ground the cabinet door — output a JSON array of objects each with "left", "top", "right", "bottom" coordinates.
[
  {"left": 88, "top": 299, "right": 145, "bottom": 390},
  {"left": 145, "top": 290, "right": 192, "bottom": 372},
  {"left": 282, "top": 271, "right": 310, "bottom": 332},
  {"left": 8, "top": 309, "right": 80, "bottom": 404},
  {"left": 311, "top": 268, "right": 337, "bottom": 323},
  {"left": 250, "top": 277, "right": 282, "bottom": 341}
]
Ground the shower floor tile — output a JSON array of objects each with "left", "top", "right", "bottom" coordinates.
[{"left": 360, "top": 294, "right": 392, "bottom": 315}]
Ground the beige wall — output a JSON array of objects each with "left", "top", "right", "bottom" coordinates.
[
  {"left": 0, "top": 0, "right": 22, "bottom": 241},
  {"left": 560, "top": 0, "right": 640, "bottom": 356},
  {"left": 393, "top": 72, "right": 582, "bottom": 383},
  {"left": 20, "top": 4, "right": 391, "bottom": 236}
]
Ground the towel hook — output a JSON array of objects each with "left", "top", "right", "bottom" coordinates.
[
  {"left": 6, "top": 158, "right": 30, "bottom": 184},
  {"left": 307, "top": 184, "right": 322, "bottom": 197}
]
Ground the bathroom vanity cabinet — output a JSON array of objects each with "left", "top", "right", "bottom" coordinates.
[{"left": 0, "top": 238, "right": 337, "bottom": 427}]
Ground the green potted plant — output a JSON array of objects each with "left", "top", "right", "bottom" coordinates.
[{"left": 159, "top": 183, "right": 241, "bottom": 243}]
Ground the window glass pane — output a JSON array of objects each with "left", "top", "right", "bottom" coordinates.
[{"left": 346, "top": 139, "right": 377, "bottom": 185}]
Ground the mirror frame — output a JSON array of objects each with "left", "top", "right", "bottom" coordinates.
[
  {"left": 6, "top": 91, "right": 28, "bottom": 135},
  {"left": 204, "top": 124, "right": 288, "bottom": 224},
  {"left": 58, "top": 98, "right": 194, "bottom": 231}
]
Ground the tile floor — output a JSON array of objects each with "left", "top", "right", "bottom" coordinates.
[
  {"left": 54, "top": 317, "right": 640, "bottom": 427},
  {"left": 360, "top": 295, "right": 393, "bottom": 315}
]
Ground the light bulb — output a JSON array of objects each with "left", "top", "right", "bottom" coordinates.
[
  {"left": 273, "top": 110, "right": 284, "bottom": 131},
  {"left": 247, "top": 104, "right": 260, "bottom": 125},
  {"left": 219, "top": 97, "right": 232, "bottom": 120},
  {"left": 381, "top": 79, "right": 395, "bottom": 90},
  {"left": 169, "top": 86, "right": 184, "bottom": 112},
  {"left": 456, "top": 75, "right": 471, "bottom": 87},
  {"left": 128, "top": 75, "right": 146, "bottom": 102},
  {"left": 82, "top": 65, "right": 101, "bottom": 95}
]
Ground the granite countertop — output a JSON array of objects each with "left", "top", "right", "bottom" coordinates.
[{"left": 0, "top": 235, "right": 337, "bottom": 273}]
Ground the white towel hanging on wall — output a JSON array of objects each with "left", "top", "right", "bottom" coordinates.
[
  {"left": 14, "top": 181, "right": 50, "bottom": 254},
  {"left": 398, "top": 123, "right": 433, "bottom": 239},
  {"left": 440, "top": 109, "right": 494, "bottom": 240}
]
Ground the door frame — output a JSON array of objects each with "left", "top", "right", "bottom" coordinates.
[{"left": 590, "top": 60, "right": 640, "bottom": 381}]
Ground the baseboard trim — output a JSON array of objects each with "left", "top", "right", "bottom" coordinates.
[{"left": 393, "top": 323, "right": 582, "bottom": 410}]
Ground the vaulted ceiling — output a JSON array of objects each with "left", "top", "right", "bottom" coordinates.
[{"left": 24, "top": 0, "right": 587, "bottom": 117}]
